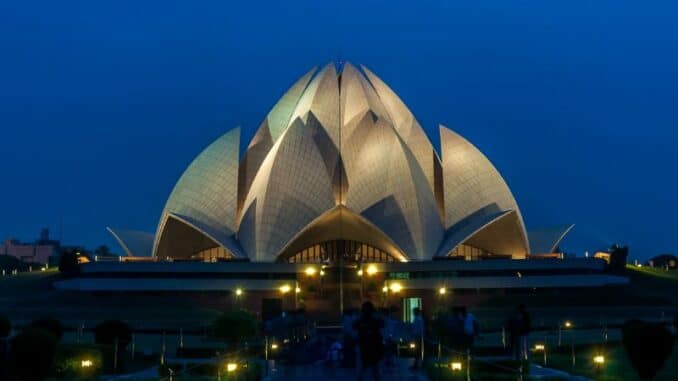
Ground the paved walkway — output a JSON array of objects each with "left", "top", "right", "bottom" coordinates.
[
  {"left": 530, "top": 364, "right": 591, "bottom": 380},
  {"left": 264, "top": 359, "right": 427, "bottom": 381}
]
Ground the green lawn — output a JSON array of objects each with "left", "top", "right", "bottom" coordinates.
[{"left": 627, "top": 265, "right": 678, "bottom": 281}]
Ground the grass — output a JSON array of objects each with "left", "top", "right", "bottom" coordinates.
[{"left": 627, "top": 265, "right": 678, "bottom": 281}]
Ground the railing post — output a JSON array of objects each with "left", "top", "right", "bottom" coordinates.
[
  {"left": 265, "top": 336, "right": 269, "bottom": 376},
  {"left": 501, "top": 326, "right": 506, "bottom": 349},
  {"left": 436, "top": 339, "right": 442, "bottom": 381},
  {"left": 466, "top": 348, "right": 471, "bottom": 381},
  {"left": 420, "top": 333, "right": 425, "bottom": 367}
]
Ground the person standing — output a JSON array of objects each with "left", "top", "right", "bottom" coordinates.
[
  {"left": 410, "top": 307, "right": 424, "bottom": 369},
  {"left": 461, "top": 306, "right": 479, "bottom": 353},
  {"left": 505, "top": 309, "right": 522, "bottom": 360},
  {"left": 517, "top": 304, "right": 531, "bottom": 360},
  {"left": 353, "top": 302, "right": 385, "bottom": 381}
]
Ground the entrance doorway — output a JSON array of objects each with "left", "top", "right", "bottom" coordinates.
[{"left": 402, "top": 297, "right": 422, "bottom": 323}]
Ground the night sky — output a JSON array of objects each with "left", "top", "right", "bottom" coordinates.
[{"left": 1, "top": 1, "right": 676, "bottom": 261}]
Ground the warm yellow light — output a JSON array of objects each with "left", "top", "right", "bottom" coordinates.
[
  {"left": 235, "top": 288, "right": 243, "bottom": 296},
  {"left": 280, "top": 285, "right": 291, "bottom": 294},
  {"left": 271, "top": 343, "right": 278, "bottom": 350},
  {"left": 295, "top": 287, "right": 301, "bottom": 293},
  {"left": 438, "top": 287, "right": 446, "bottom": 295},
  {"left": 366, "top": 265, "right": 377, "bottom": 275},
  {"left": 382, "top": 286, "right": 388, "bottom": 293},
  {"left": 305, "top": 266, "right": 316, "bottom": 276},
  {"left": 40, "top": 267, "right": 46, "bottom": 272},
  {"left": 390, "top": 282, "right": 403, "bottom": 293},
  {"left": 226, "top": 363, "right": 238, "bottom": 372},
  {"left": 357, "top": 269, "right": 363, "bottom": 276},
  {"left": 534, "top": 344, "right": 545, "bottom": 351},
  {"left": 564, "top": 321, "right": 572, "bottom": 328},
  {"left": 409, "top": 342, "right": 416, "bottom": 349},
  {"left": 81, "top": 359, "right": 93, "bottom": 368},
  {"left": 594, "top": 355, "right": 605, "bottom": 364},
  {"left": 450, "top": 362, "right": 462, "bottom": 371},
  {"left": 320, "top": 270, "right": 325, "bottom": 276}
]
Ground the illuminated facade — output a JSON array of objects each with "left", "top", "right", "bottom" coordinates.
[{"left": 110, "top": 62, "right": 571, "bottom": 263}]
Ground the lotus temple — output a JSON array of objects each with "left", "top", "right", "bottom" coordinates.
[{"left": 57, "top": 63, "right": 627, "bottom": 318}]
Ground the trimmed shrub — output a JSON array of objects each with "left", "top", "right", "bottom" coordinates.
[
  {"left": 212, "top": 310, "right": 258, "bottom": 345},
  {"left": 622, "top": 319, "right": 674, "bottom": 380},
  {"left": 0, "top": 315, "right": 10, "bottom": 337},
  {"left": 9, "top": 327, "right": 58, "bottom": 381},
  {"left": 58, "top": 250, "right": 81, "bottom": 276},
  {"left": 29, "top": 317, "right": 64, "bottom": 341}
]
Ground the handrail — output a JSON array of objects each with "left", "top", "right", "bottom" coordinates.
[
  {"left": 156, "top": 345, "right": 254, "bottom": 381},
  {"left": 424, "top": 337, "right": 524, "bottom": 381}
]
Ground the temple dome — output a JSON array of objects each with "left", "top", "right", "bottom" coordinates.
[{"left": 148, "top": 62, "right": 530, "bottom": 262}]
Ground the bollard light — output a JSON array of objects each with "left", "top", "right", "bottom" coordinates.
[
  {"left": 382, "top": 286, "right": 388, "bottom": 293},
  {"left": 438, "top": 287, "right": 446, "bottom": 295},
  {"left": 305, "top": 266, "right": 316, "bottom": 276},
  {"left": 280, "top": 285, "right": 291, "bottom": 293},
  {"left": 357, "top": 269, "right": 363, "bottom": 276},
  {"left": 594, "top": 355, "right": 605, "bottom": 364},
  {"left": 226, "top": 363, "right": 238, "bottom": 372},
  {"left": 235, "top": 288, "right": 243, "bottom": 296},
  {"left": 271, "top": 343, "right": 278, "bottom": 350},
  {"left": 564, "top": 321, "right": 572, "bottom": 328},
  {"left": 409, "top": 342, "right": 416, "bottom": 349},
  {"left": 534, "top": 344, "right": 545, "bottom": 351},
  {"left": 81, "top": 359, "right": 93, "bottom": 368},
  {"left": 450, "top": 362, "right": 462, "bottom": 371},
  {"left": 295, "top": 287, "right": 301, "bottom": 293}
]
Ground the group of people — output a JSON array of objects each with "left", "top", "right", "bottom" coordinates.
[
  {"left": 324, "top": 301, "right": 529, "bottom": 380},
  {"left": 439, "top": 305, "right": 480, "bottom": 353},
  {"left": 346, "top": 302, "right": 478, "bottom": 380}
]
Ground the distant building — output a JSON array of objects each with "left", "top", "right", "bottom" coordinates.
[
  {"left": 648, "top": 254, "right": 677, "bottom": 269},
  {"left": 0, "top": 228, "right": 60, "bottom": 265}
]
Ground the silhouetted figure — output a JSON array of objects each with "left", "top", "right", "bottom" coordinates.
[
  {"left": 353, "top": 301, "right": 384, "bottom": 381},
  {"left": 446, "top": 306, "right": 466, "bottom": 352},
  {"left": 517, "top": 304, "right": 531, "bottom": 360},
  {"left": 410, "top": 307, "right": 424, "bottom": 369},
  {"left": 342, "top": 309, "right": 359, "bottom": 368},
  {"left": 506, "top": 304, "right": 530, "bottom": 360},
  {"left": 460, "top": 306, "right": 479, "bottom": 352}
]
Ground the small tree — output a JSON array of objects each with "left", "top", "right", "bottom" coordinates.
[
  {"left": 29, "top": 317, "right": 64, "bottom": 341},
  {"left": 9, "top": 328, "right": 58, "bottom": 381},
  {"left": 212, "top": 310, "right": 258, "bottom": 346},
  {"left": 58, "top": 249, "right": 81, "bottom": 276},
  {"left": 94, "top": 320, "right": 132, "bottom": 350},
  {"left": 94, "top": 245, "right": 113, "bottom": 257},
  {"left": 0, "top": 315, "right": 10, "bottom": 338},
  {"left": 622, "top": 320, "right": 674, "bottom": 380}
]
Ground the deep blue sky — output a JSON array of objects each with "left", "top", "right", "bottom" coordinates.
[{"left": 1, "top": 1, "right": 676, "bottom": 261}]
